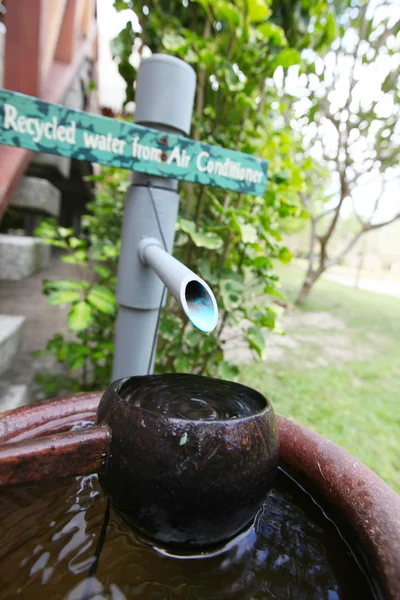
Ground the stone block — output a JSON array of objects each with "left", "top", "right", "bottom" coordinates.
[
  {"left": 0, "top": 384, "right": 30, "bottom": 413},
  {"left": 11, "top": 177, "right": 61, "bottom": 217},
  {"left": 31, "top": 153, "right": 71, "bottom": 179},
  {"left": 0, "top": 315, "right": 25, "bottom": 376},
  {"left": 0, "top": 235, "right": 51, "bottom": 280}
]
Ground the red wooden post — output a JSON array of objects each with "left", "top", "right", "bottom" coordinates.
[
  {"left": 3, "top": 0, "right": 46, "bottom": 96},
  {"left": 54, "top": 0, "right": 78, "bottom": 63}
]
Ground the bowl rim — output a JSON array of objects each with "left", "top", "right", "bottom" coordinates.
[{"left": 111, "top": 374, "right": 273, "bottom": 425}]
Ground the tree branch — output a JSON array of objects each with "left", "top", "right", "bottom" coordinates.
[
  {"left": 315, "top": 206, "right": 339, "bottom": 222},
  {"left": 320, "top": 176, "right": 348, "bottom": 248},
  {"left": 376, "top": 20, "right": 400, "bottom": 48},
  {"left": 326, "top": 228, "right": 365, "bottom": 268},
  {"left": 365, "top": 212, "right": 400, "bottom": 231},
  {"left": 193, "top": 18, "right": 211, "bottom": 141}
]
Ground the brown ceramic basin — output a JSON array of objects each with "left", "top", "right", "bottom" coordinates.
[{"left": 0, "top": 392, "right": 399, "bottom": 598}]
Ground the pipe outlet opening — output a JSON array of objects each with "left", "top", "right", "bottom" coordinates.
[{"left": 184, "top": 280, "right": 218, "bottom": 333}]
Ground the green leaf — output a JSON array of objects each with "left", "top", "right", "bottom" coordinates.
[
  {"left": 185, "top": 330, "right": 203, "bottom": 348},
  {"left": 159, "top": 315, "right": 182, "bottom": 341},
  {"left": 179, "top": 433, "right": 188, "bottom": 446},
  {"left": 87, "top": 286, "right": 116, "bottom": 315},
  {"left": 58, "top": 227, "right": 73, "bottom": 238},
  {"left": 69, "top": 237, "right": 85, "bottom": 249},
  {"left": 95, "top": 265, "right": 112, "bottom": 278},
  {"left": 273, "top": 49, "right": 301, "bottom": 69},
  {"left": 220, "top": 279, "right": 244, "bottom": 311},
  {"left": 264, "top": 286, "right": 283, "bottom": 298},
  {"left": 256, "top": 307, "right": 277, "bottom": 329},
  {"left": 40, "top": 239, "right": 69, "bottom": 249},
  {"left": 197, "top": 259, "right": 219, "bottom": 285},
  {"left": 252, "top": 256, "right": 272, "bottom": 269},
  {"left": 62, "top": 250, "right": 88, "bottom": 265},
  {"left": 199, "top": 48, "right": 216, "bottom": 68},
  {"left": 258, "top": 22, "right": 286, "bottom": 45},
  {"left": 248, "top": 0, "right": 270, "bottom": 22},
  {"left": 173, "top": 356, "right": 191, "bottom": 372},
  {"left": 34, "top": 220, "right": 58, "bottom": 239},
  {"left": 101, "top": 245, "right": 119, "bottom": 260},
  {"left": 215, "top": 1, "right": 240, "bottom": 26},
  {"left": 245, "top": 326, "right": 265, "bottom": 358},
  {"left": 65, "top": 344, "right": 90, "bottom": 370},
  {"left": 184, "top": 48, "right": 198, "bottom": 64},
  {"left": 68, "top": 302, "right": 92, "bottom": 332},
  {"left": 218, "top": 361, "right": 239, "bottom": 380},
  {"left": 190, "top": 230, "right": 223, "bottom": 249},
  {"left": 325, "top": 13, "right": 337, "bottom": 45},
  {"left": 224, "top": 64, "right": 246, "bottom": 92},
  {"left": 278, "top": 247, "right": 292, "bottom": 264},
  {"left": 271, "top": 169, "right": 291, "bottom": 184},
  {"left": 162, "top": 33, "right": 188, "bottom": 53},
  {"left": 180, "top": 220, "right": 223, "bottom": 249},
  {"left": 44, "top": 279, "right": 85, "bottom": 292},
  {"left": 239, "top": 223, "right": 258, "bottom": 244},
  {"left": 178, "top": 219, "right": 196, "bottom": 234},
  {"left": 47, "top": 290, "right": 81, "bottom": 305}
]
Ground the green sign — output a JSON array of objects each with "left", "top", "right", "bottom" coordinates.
[{"left": 0, "top": 89, "right": 267, "bottom": 196}]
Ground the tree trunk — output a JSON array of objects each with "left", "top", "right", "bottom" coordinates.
[{"left": 296, "top": 271, "right": 321, "bottom": 305}]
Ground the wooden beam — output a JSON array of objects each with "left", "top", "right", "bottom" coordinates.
[
  {"left": 0, "top": 147, "right": 33, "bottom": 220},
  {"left": 80, "top": 0, "right": 95, "bottom": 37},
  {"left": 44, "top": 22, "right": 97, "bottom": 103},
  {"left": 3, "top": 0, "right": 46, "bottom": 96},
  {"left": 54, "top": 0, "right": 79, "bottom": 63},
  {"left": 42, "top": 0, "right": 68, "bottom": 81}
]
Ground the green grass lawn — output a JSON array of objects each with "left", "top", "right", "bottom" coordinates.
[{"left": 239, "top": 264, "right": 400, "bottom": 493}]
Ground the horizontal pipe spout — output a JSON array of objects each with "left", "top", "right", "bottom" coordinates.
[{"left": 139, "top": 238, "right": 218, "bottom": 333}]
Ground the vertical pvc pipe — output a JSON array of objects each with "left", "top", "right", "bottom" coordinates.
[{"left": 112, "top": 55, "right": 196, "bottom": 380}]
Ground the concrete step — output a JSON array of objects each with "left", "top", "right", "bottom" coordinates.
[
  {"left": 0, "top": 384, "right": 30, "bottom": 414},
  {"left": 0, "top": 314, "right": 25, "bottom": 376},
  {"left": 0, "top": 234, "right": 51, "bottom": 280},
  {"left": 30, "top": 153, "right": 71, "bottom": 180},
  {"left": 11, "top": 176, "right": 61, "bottom": 218}
]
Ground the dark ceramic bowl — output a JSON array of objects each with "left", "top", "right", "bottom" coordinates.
[{"left": 95, "top": 374, "right": 279, "bottom": 548}]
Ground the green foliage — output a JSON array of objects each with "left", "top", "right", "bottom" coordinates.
[
  {"left": 36, "top": 0, "right": 339, "bottom": 394},
  {"left": 34, "top": 168, "right": 127, "bottom": 395},
  {"left": 108, "top": 0, "right": 339, "bottom": 378},
  {"left": 290, "top": 1, "right": 400, "bottom": 303}
]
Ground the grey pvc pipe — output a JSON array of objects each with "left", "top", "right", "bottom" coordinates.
[
  {"left": 112, "top": 55, "right": 197, "bottom": 380},
  {"left": 139, "top": 239, "right": 219, "bottom": 333},
  {"left": 113, "top": 307, "right": 160, "bottom": 376}
]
